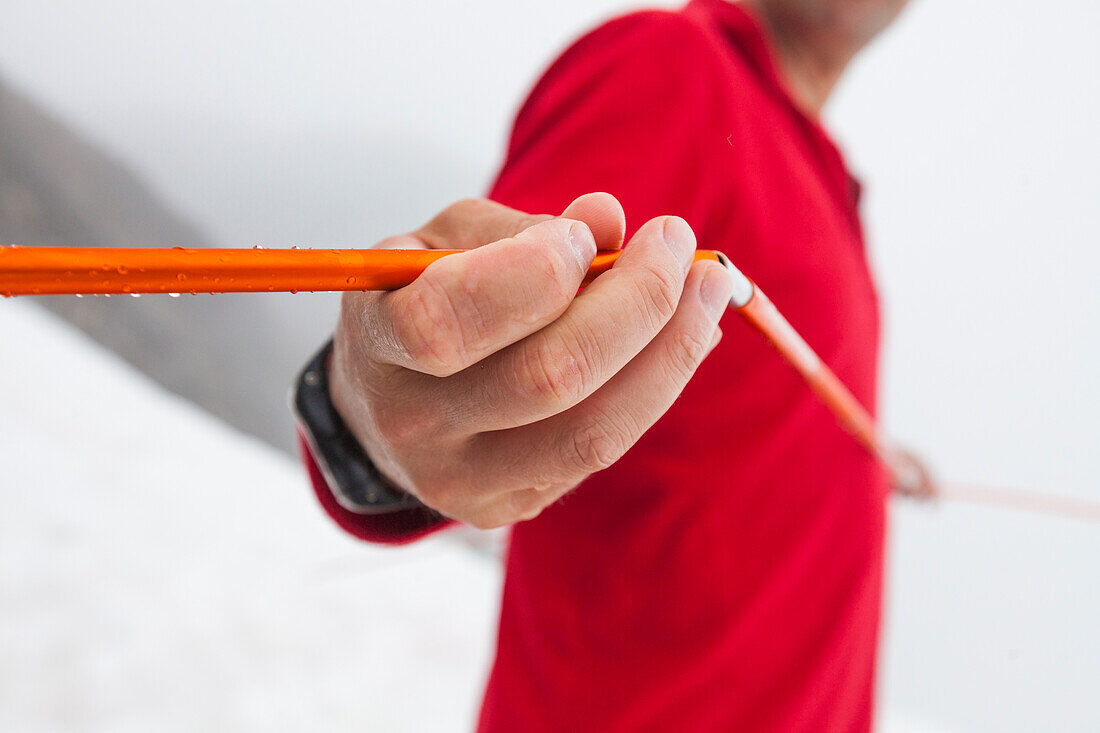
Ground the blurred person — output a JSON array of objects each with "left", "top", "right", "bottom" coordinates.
[{"left": 293, "top": 0, "right": 927, "bottom": 730}]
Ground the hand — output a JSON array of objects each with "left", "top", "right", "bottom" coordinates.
[{"left": 329, "top": 193, "right": 733, "bottom": 529}]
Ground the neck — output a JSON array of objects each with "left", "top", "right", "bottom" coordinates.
[{"left": 744, "top": 1, "right": 858, "bottom": 116}]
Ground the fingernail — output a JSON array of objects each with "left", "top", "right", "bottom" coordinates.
[
  {"left": 567, "top": 220, "right": 596, "bottom": 270},
  {"left": 661, "top": 217, "right": 696, "bottom": 268},
  {"left": 699, "top": 265, "right": 733, "bottom": 322}
]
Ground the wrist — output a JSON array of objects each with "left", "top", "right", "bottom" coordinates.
[
  {"left": 326, "top": 343, "right": 416, "bottom": 499},
  {"left": 291, "top": 339, "right": 426, "bottom": 514}
]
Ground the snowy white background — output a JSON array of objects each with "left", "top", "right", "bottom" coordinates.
[
  {"left": 1, "top": 0, "right": 1097, "bottom": 731},
  {"left": 1, "top": 302, "right": 949, "bottom": 733}
]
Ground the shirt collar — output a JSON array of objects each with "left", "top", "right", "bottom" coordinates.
[{"left": 685, "top": 0, "right": 789, "bottom": 101}]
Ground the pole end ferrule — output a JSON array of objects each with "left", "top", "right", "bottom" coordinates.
[{"left": 713, "top": 251, "right": 754, "bottom": 308}]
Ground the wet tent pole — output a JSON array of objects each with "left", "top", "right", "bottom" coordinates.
[
  {"left": 0, "top": 246, "right": 721, "bottom": 296},
  {"left": 2, "top": 244, "right": 1096, "bottom": 522}
]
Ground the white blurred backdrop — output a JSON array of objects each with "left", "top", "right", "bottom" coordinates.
[{"left": 0, "top": 1, "right": 1097, "bottom": 731}]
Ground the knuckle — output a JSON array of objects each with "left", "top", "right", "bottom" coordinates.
[
  {"left": 633, "top": 263, "right": 682, "bottom": 333},
  {"left": 516, "top": 504, "right": 545, "bottom": 523},
  {"left": 514, "top": 336, "right": 589, "bottom": 407},
  {"left": 478, "top": 494, "right": 545, "bottom": 529},
  {"left": 510, "top": 492, "right": 547, "bottom": 523},
  {"left": 513, "top": 213, "right": 550, "bottom": 235},
  {"left": 666, "top": 325, "right": 712, "bottom": 379},
  {"left": 526, "top": 246, "right": 577, "bottom": 311},
  {"left": 454, "top": 486, "right": 560, "bottom": 530},
  {"left": 438, "top": 197, "right": 487, "bottom": 226},
  {"left": 394, "top": 281, "right": 468, "bottom": 376},
  {"left": 503, "top": 494, "right": 532, "bottom": 524},
  {"left": 448, "top": 197, "right": 488, "bottom": 214},
  {"left": 567, "top": 419, "right": 629, "bottom": 475},
  {"left": 421, "top": 198, "right": 488, "bottom": 248}
]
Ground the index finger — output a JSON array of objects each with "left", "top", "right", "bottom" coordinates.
[{"left": 341, "top": 194, "right": 627, "bottom": 377}]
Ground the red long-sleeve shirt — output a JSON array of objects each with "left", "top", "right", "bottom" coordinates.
[{"left": 302, "top": 1, "right": 889, "bottom": 730}]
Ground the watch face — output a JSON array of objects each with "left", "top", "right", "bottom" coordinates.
[{"left": 292, "top": 340, "right": 424, "bottom": 515}]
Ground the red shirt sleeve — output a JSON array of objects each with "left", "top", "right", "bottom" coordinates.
[{"left": 298, "top": 433, "right": 453, "bottom": 545}]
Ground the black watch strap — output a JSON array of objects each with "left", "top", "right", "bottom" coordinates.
[{"left": 291, "top": 339, "right": 426, "bottom": 515}]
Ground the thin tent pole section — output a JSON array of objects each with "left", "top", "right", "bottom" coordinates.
[
  {"left": 715, "top": 252, "right": 905, "bottom": 474},
  {"left": 714, "top": 254, "right": 1100, "bottom": 524}
]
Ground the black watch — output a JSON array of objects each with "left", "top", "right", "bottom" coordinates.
[{"left": 290, "top": 339, "right": 426, "bottom": 515}]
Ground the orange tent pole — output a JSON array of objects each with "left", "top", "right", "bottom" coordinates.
[
  {"left": 0, "top": 246, "right": 721, "bottom": 297},
  {"left": 0, "top": 243, "right": 899, "bottom": 471},
  {"left": 5, "top": 244, "right": 1098, "bottom": 521},
  {"left": 0, "top": 243, "right": 895, "bottom": 470}
]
